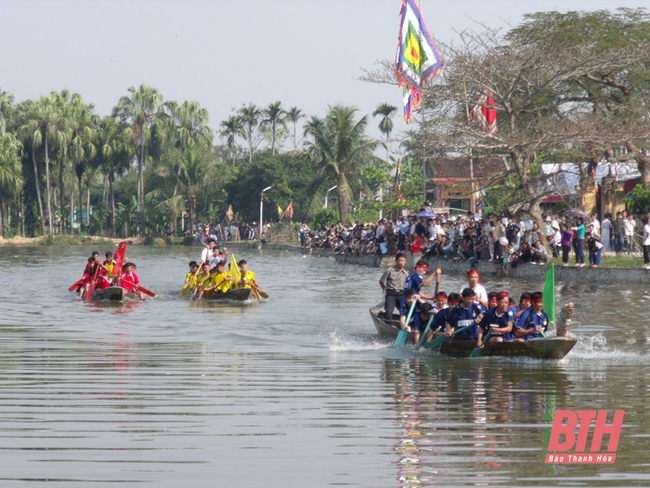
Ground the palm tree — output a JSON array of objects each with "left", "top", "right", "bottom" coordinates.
[
  {"left": 373, "top": 103, "right": 397, "bottom": 163},
  {"left": 96, "top": 116, "right": 133, "bottom": 236},
  {"left": 18, "top": 95, "right": 69, "bottom": 236},
  {"left": 262, "top": 101, "right": 286, "bottom": 155},
  {"left": 164, "top": 100, "right": 213, "bottom": 196},
  {"left": 219, "top": 115, "right": 245, "bottom": 165},
  {"left": 238, "top": 104, "right": 261, "bottom": 163},
  {"left": 64, "top": 93, "right": 98, "bottom": 229},
  {"left": 0, "top": 133, "right": 23, "bottom": 237},
  {"left": 304, "top": 105, "right": 380, "bottom": 223},
  {"left": 0, "top": 90, "right": 15, "bottom": 136},
  {"left": 113, "top": 85, "right": 164, "bottom": 235},
  {"left": 286, "top": 107, "right": 304, "bottom": 150}
]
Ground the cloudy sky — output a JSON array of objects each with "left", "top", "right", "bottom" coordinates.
[{"left": 0, "top": 0, "right": 642, "bottom": 145}]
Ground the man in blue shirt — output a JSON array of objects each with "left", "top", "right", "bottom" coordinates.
[
  {"left": 515, "top": 291, "right": 549, "bottom": 340},
  {"left": 477, "top": 291, "right": 515, "bottom": 348},
  {"left": 445, "top": 288, "right": 486, "bottom": 340}
]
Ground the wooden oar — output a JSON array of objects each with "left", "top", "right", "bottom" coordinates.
[
  {"left": 469, "top": 331, "right": 492, "bottom": 358},
  {"left": 418, "top": 314, "right": 435, "bottom": 346},
  {"left": 252, "top": 284, "right": 269, "bottom": 299},
  {"left": 135, "top": 285, "right": 156, "bottom": 297},
  {"left": 395, "top": 300, "right": 417, "bottom": 348},
  {"left": 422, "top": 324, "right": 473, "bottom": 349},
  {"left": 68, "top": 279, "right": 84, "bottom": 292},
  {"left": 179, "top": 283, "right": 192, "bottom": 298},
  {"left": 84, "top": 264, "right": 101, "bottom": 302}
]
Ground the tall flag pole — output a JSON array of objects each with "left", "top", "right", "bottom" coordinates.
[
  {"left": 395, "top": 0, "right": 443, "bottom": 123},
  {"left": 395, "top": 159, "right": 405, "bottom": 202}
]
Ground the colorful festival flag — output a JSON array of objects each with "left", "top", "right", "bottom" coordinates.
[
  {"left": 276, "top": 203, "right": 283, "bottom": 216},
  {"left": 279, "top": 201, "right": 294, "bottom": 221},
  {"left": 225, "top": 204, "right": 234, "bottom": 222},
  {"left": 472, "top": 89, "right": 498, "bottom": 134},
  {"left": 395, "top": 0, "right": 444, "bottom": 123}
]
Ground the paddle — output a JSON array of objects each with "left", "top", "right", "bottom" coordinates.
[
  {"left": 113, "top": 242, "right": 127, "bottom": 285},
  {"left": 469, "top": 331, "right": 492, "bottom": 358},
  {"left": 422, "top": 324, "right": 473, "bottom": 349},
  {"left": 395, "top": 299, "right": 417, "bottom": 348},
  {"left": 252, "top": 284, "right": 269, "bottom": 299},
  {"left": 84, "top": 263, "right": 101, "bottom": 302},
  {"left": 418, "top": 314, "right": 435, "bottom": 346},
  {"left": 135, "top": 285, "right": 156, "bottom": 298},
  {"left": 68, "top": 279, "right": 84, "bottom": 293}
]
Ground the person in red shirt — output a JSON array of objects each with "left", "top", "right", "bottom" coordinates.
[{"left": 121, "top": 262, "right": 145, "bottom": 300}]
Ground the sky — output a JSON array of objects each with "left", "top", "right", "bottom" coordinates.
[{"left": 0, "top": 0, "right": 644, "bottom": 147}]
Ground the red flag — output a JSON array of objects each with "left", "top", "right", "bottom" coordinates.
[{"left": 472, "top": 89, "right": 497, "bottom": 134}]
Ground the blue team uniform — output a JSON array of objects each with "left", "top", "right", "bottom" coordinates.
[
  {"left": 430, "top": 307, "right": 450, "bottom": 333},
  {"left": 400, "top": 271, "right": 425, "bottom": 310},
  {"left": 413, "top": 309, "right": 434, "bottom": 333},
  {"left": 516, "top": 307, "right": 549, "bottom": 340},
  {"left": 445, "top": 303, "right": 486, "bottom": 340},
  {"left": 479, "top": 308, "right": 516, "bottom": 341},
  {"left": 399, "top": 300, "right": 419, "bottom": 329}
]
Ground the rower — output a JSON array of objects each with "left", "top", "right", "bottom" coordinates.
[
  {"left": 121, "top": 262, "right": 145, "bottom": 300},
  {"left": 398, "top": 289, "right": 423, "bottom": 342},
  {"left": 445, "top": 288, "right": 486, "bottom": 340},
  {"left": 513, "top": 292, "right": 531, "bottom": 321},
  {"left": 413, "top": 302, "right": 435, "bottom": 345},
  {"left": 432, "top": 291, "right": 448, "bottom": 314},
  {"left": 487, "top": 291, "right": 498, "bottom": 310},
  {"left": 404, "top": 260, "right": 440, "bottom": 301},
  {"left": 103, "top": 251, "right": 117, "bottom": 279},
  {"left": 193, "top": 261, "right": 212, "bottom": 298},
  {"left": 514, "top": 291, "right": 549, "bottom": 340},
  {"left": 477, "top": 291, "right": 515, "bottom": 348},
  {"left": 211, "top": 261, "right": 235, "bottom": 294},
  {"left": 238, "top": 260, "right": 260, "bottom": 290},
  {"left": 425, "top": 292, "right": 460, "bottom": 343}
]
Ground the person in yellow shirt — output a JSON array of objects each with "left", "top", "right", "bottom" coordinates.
[
  {"left": 199, "top": 261, "right": 234, "bottom": 298},
  {"left": 192, "top": 262, "right": 212, "bottom": 299},
  {"left": 238, "top": 260, "right": 260, "bottom": 290},
  {"left": 103, "top": 251, "right": 117, "bottom": 279}
]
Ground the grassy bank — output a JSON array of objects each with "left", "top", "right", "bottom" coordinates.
[{"left": 547, "top": 253, "right": 646, "bottom": 269}]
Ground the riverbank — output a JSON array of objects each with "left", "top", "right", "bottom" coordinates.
[{"left": 225, "top": 241, "right": 650, "bottom": 285}]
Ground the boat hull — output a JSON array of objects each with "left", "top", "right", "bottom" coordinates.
[
  {"left": 203, "top": 287, "right": 253, "bottom": 301},
  {"left": 369, "top": 306, "right": 577, "bottom": 360},
  {"left": 91, "top": 286, "right": 128, "bottom": 302}
]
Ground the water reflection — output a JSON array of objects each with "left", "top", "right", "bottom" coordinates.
[{"left": 384, "top": 358, "right": 573, "bottom": 486}]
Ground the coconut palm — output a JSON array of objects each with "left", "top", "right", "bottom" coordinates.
[
  {"left": 0, "top": 90, "right": 15, "bottom": 136},
  {"left": 238, "top": 104, "right": 261, "bottom": 163},
  {"left": 219, "top": 115, "right": 245, "bottom": 165},
  {"left": 286, "top": 107, "right": 304, "bottom": 150},
  {"left": 373, "top": 103, "right": 397, "bottom": 163},
  {"left": 262, "top": 101, "right": 286, "bottom": 155},
  {"left": 304, "top": 105, "right": 380, "bottom": 223},
  {"left": 96, "top": 116, "right": 133, "bottom": 236},
  {"left": 112, "top": 84, "right": 164, "bottom": 235},
  {"left": 18, "top": 95, "right": 69, "bottom": 235},
  {"left": 0, "top": 133, "right": 23, "bottom": 237}
]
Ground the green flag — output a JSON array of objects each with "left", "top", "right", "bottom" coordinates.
[{"left": 543, "top": 263, "right": 556, "bottom": 327}]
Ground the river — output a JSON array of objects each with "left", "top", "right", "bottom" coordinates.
[{"left": 0, "top": 245, "right": 649, "bottom": 487}]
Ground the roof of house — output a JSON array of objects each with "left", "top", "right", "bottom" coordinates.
[{"left": 430, "top": 156, "right": 507, "bottom": 183}]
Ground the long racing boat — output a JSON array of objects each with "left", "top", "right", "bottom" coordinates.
[{"left": 369, "top": 304, "right": 577, "bottom": 360}]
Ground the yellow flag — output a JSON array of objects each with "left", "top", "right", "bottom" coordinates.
[{"left": 229, "top": 253, "right": 241, "bottom": 285}]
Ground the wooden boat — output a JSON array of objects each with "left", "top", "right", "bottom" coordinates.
[
  {"left": 203, "top": 287, "right": 253, "bottom": 301},
  {"left": 369, "top": 305, "right": 577, "bottom": 360},
  {"left": 91, "top": 286, "right": 129, "bottom": 302}
]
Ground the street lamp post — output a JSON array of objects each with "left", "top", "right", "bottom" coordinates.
[
  {"left": 324, "top": 185, "right": 338, "bottom": 208},
  {"left": 259, "top": 186, "right": 272, "bottom": 240}
]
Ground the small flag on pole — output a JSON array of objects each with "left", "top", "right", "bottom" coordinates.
[
  {"left": 279, "top": 201, "right": 294, "bottom": 221},
  {"left": 225, "top": 204, "right": 234, "bottom": 222},
  {"left": 395, "top": 0, "right": 443, "bottom": 123},
  {"left": 472, "top": 89, "right": 498, "bottom": 134},
  {"left": 276, "top": 203, "right": 283, "bottom": 216}
]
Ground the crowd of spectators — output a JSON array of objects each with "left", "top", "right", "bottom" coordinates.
[{"left": 297, "top": 203, "right": 650, "bottom": 272}]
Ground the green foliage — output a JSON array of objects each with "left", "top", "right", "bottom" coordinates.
[
  {"left": 89, "top": 199, "right": 109, "bottom": 235},
  {"left": 311, "top": 207, "right": 340, "bottom": 230},
  {"left": 625, "top": 184, "right": 650, "bottom": 214}
]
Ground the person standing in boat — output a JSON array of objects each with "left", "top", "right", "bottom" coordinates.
[
  {"left": 200, "top": 238, "right": 217, "bottom": 264},
  {"left": 514, "top": 291, "right": 548, "bottom": 340},
  {"left": 445, "top": 288, "right": 486, "bottom": 340},
  {"left": 459, "top": 269, "right": 488, "bottom": 308},
  {"left": 121, "top": 262, "right": 145, "bottom": 300},
  {"left": 379, "top": 252, "right": 409, "bottom": 320},
  {"left": 477, "top": 291, "right": 515, "bottom": 348}
]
